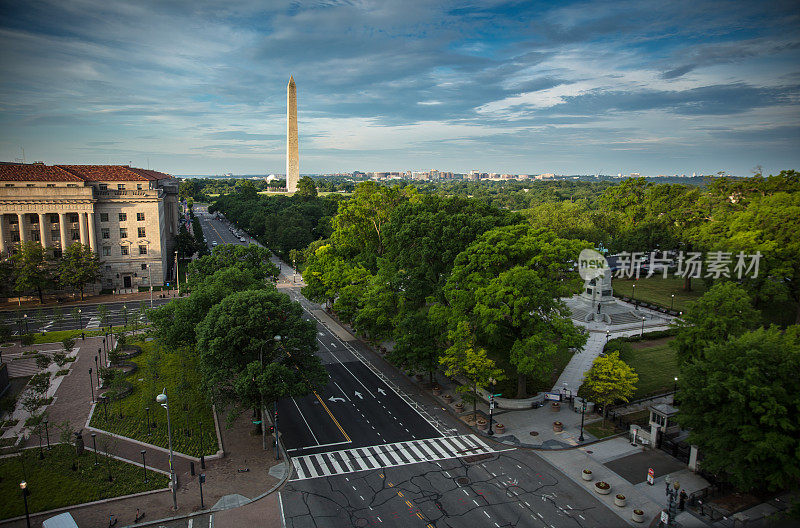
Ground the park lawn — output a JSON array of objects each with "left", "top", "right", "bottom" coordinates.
[
  {"left": 0, "top": 443, "right": 168, "bottom": 520},
  {"left": 618, "top": 338, "right": 679, "bottom": 400},
  {"left": 31, "top": 325, "right": 145, "bottom": 344},
  {"left": 583, "top": 420, "right": 619, "bottom": 439},
  {"left": 89, "top": 339, "right": 217, "bottom": 458},
  {"left": 613, "top": 275, "right": 707, "bottom": 312},
  {"left": 487, "top": 345, "right": 574, "bottom": 399}
]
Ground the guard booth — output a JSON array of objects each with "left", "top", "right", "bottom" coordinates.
[{"left": 629, "top": 402, "right": 680, "bottom": 448}]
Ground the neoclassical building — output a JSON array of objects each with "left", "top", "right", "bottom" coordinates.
[{"left": 0, "top": 162, "right": 179, "bottom": 290}]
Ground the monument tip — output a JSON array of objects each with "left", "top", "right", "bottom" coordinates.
[{"left": 289, "top": 75, "right": 295, "bottom": 85}]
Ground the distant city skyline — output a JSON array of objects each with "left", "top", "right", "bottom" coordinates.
[{"left": 1, "top": 1, "right": 798, "bottom": 177}]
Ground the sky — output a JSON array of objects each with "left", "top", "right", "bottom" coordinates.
[{"left": 1, "top": 0, "right": 799, "bottom": 176}]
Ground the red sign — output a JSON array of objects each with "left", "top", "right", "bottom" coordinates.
[{"left": 647, "top": 467, "right": 655, "bottom": 485}]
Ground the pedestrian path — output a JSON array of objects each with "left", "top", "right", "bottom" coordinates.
[{"left": 291, "top": 434, "right": 495, "bottom": 481}]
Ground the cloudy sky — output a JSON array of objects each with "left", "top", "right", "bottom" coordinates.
[{"left": 1, "top": 0, "right": 798, "bottom": 176}]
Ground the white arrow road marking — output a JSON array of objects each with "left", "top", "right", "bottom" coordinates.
[
  {"left": 328, "top": 397, "right": 345, "bottom": 403},
  {"left": 354, "top": 391, "right": 364, "bottom": 399},
  {"left": 377, "top": 388, "right": 386, "bottom": 396}
]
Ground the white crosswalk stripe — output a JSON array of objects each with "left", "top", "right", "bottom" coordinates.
[{"left": 291, "top": 435, "right": 494, "bottom": 481}]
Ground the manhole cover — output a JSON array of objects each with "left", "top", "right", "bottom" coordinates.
[
  {"left": 457, "top": 477, "right": 470, "bottom": 485},
  {"left": 529, "top": 431, "right": 539, "bottom": 436},
  {"left": 355, "top": 519, "right": 368, "bottom": 527}
]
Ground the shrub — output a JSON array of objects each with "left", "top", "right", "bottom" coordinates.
[
  {"left": 0, "top": 324, "right": 11, "bottom": 342},
  {"left": 21, "top": 333, "right": 35, "bottom": 346},
  {"left": 35, "top": 354, "right": 52, "bottom": 370},
  {"left": 52, "top": 352, "right": 67, "bottom": 367}
]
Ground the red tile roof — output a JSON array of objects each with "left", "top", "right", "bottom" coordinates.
[
  {"left": 0, "top": 163, "right": 82, "bottom": 182},
  {"left": 0, "top": 163, "right": 172, "bottom": 182},
  {"left": 58, "top": 165, "right": 172, "bottom": 181}
]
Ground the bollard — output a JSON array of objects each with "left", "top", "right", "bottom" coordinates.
[{"left": 190, "top": 461, "right": 195, "bottom": 476}]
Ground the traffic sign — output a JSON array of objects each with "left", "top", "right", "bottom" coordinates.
[
  {"left": 252, "top": 420, "right": 262, "bottom": 425},
  {"left": 647, "top": 467, "right": 655, "bottom": 485}
]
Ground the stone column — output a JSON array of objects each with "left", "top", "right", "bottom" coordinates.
[
  {"left": 79, "top": 212, "right": 88, "bottom": 246},
  {"left": 39, "top": 213, "right": 49, "bottom": 248},
  {"left": 17, "top": 213, "right": 28, "bottom": 243},
  {"left": 59, "top": 213, "right": 70, "bottom": 251},
  {"left": 87, "top": 212, "right": 97, "bottom": 253},
  {"left": 0, "top": 215, "right": 6, "bottom": 255}
]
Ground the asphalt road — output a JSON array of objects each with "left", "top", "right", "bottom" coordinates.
[{"left": 0, "top": 298, "right": 171, "bottom": 334}]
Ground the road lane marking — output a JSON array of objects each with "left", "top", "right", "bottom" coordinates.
[
  {"left": 333, "top": 381, "right": 351, "bottom": 400},
  {"left": 313, "top": 391, "right": 351, "bottom": 442},
  {"left": 291, "top": 398, "right": 320, "bottom": 444}
]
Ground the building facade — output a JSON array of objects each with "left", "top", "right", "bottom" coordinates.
[{"left": 0, "top": 163, "right": 179, "bottom": 290}]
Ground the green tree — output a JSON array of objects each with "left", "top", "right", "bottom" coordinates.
[
  {"left": 439, "top": 321, "right": 505, "bottom": 421},
  {"left": 13, "top": 241, "right": 52, "bottom": 303},
  {"left": 58, "top": 243, "right": 101, "bottom": 300},
  {"left": 671, "top": 282, "right": 761, "bottom": 365},
  {"left": 442, "top": 224, "right": 589, "bottom": 397},
  {"left": 678, "top": 326, "right": 800, "bottom": 492},
  {"left": 296, "top": 176, "right": 318, "bottom": 198},
  {"left": 186, "top": 244, "right": 277, "bottom": 290},
  {"left": 581, "top": 352, "right": 638, "bottom": 423},
  {"left": 196, "top": 289, "right": 327, "bottom": 419},
  {"left": 150, "top": 266, "right": 269, "bottom": 349},
  {"left": 97, "top": 304, "right": 109, "bottom": 327}
]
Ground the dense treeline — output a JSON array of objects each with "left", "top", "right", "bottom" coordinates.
[{"left": 210, "top": 180, "right": 341, "bottom": 262}]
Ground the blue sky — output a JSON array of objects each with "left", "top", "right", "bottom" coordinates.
[{"left": 1, "top": 0, "right": 798, "bottom": 176}]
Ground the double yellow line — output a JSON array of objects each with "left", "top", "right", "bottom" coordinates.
[{"left": 313, "top": 391, "right": 351, "bottom": 442}]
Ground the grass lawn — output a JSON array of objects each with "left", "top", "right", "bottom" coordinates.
[
  {"left": 613, "top": 275, "right": 707, "bottom": 312},
  {"left": 583, "top": 420, "right": 619, "bottom": 439},
  {"left": 487, "top": 345, "right": 573, "bottom": 399},
  {"left": 618, "top": 337, "right": 679, "bottom": 400},
  {"left": 89, "top": 339, "right": 217, "bottom": 457},
  {"left": 0, "top": 443, "right": 168, "bottom": 520},
  {"left": 30, "top": 325, "right": 145, "bottom": 344}
]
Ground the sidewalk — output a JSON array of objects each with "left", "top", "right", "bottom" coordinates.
[{"left": 0, "top": 291, "right": 167, "bottom": 312}]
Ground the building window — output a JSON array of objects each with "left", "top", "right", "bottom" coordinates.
[
  {"left": 101, "top": 228, "right": 110, "bottom": 239},
  {"left": 69, "top": 213, "right": 79, "bottom": 223},
  {"left": 27, "top": 184, "right": 35, "bottom": 188},
  {"left": 31, "top": 231, "right": 39, "bottom": 241},
  {"left": 100, "top": 213, "right": 108, "bottom": 222},
  {"left": 137, "top": 212, "right": 145, "bottom": 221},
  {"left": 11, "top": 233, "right": 20, "bottom": 242},
  {"left": 119, "top": 228, "right": 128, "bottom": 238},
  {"left": 99, "top": 184, "right": 108, "bottom": 190},
  {"left": 137, "top": 184, "right": 143, "bottom": 190},
  {"left": 105, "top": 265, "right": 112, "bottom": 272},
  {"left": 51, "top": 229, "right": 60, "bottom": 240},
  {"left": 141, "top": 264, "right": 147, "bottom": 271},
  {"left": 138, "top": 227, "right": 146, "bottom": 238},
  {"left": 102, "top": 247, "right": 111, "bottom": 256},
  {"left": 119, "top": 212, "right": 127, "bottom": 222},
  {"left": 138, "top": 245, "right": 147, "bottom": 255},
  {"left": 29, "top": 214, "right": 38, "bottom": 224},
  {"left": 8, "top": 216, "right": 17, "bottom": 224},
  {"left": 53, "top": 248, "right": 62, "bottom": 259},
  {"left": 47, "top": 184, "right": 55, "bottom": 188},
  {"left": 67, "top": 184, "right": 78, "bottom": 188},
  {"left": 117, "top": 184, "right": 125, "bottom": 190},
  {"left": 5, "top": 184, "right": 13, "bottom": 187},
  {"left": 121, "top": 246, "right": 129, "bottom": 255},
  {"left": 71, "top": 230, "right": 80, "bottom": 240},
  {"left": 49, "top": 214, "right": 59, "bottom": 223}
]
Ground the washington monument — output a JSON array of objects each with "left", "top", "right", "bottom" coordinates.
[{"left": 286, "top": 76, "right": 299, "bottom": 193}]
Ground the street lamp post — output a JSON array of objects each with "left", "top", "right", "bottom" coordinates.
[
  {"left": 145, "top": 406, "right": 152, "bottom": 435},
  {"left": 98, "top": 347, "right": 102, "bottom": 369},
  {"left": 272, "top": 335, "right": 282, "bottom": 460},
  {"left": 20, "top": 481, "right": 31, "bottom": 528},
  {"left": 606, "top": 330, "right": 610, "bottom": 343},
  {"left": 670, "top": 294, "right": 675, "bottom": 311},
  {"left": 141, "top": 450, "right": 148, "bottom": 483},
  {"left": 89, "top": 368, "right": 95, "bottom": 402},
  {"left": 94, "top": 355, "right": 99, "bottom": 387},
  {"left": 641, "top": 316, "right": 646, "bottom": 337},
  {"left": 578, "top": 398, "right": 586, "bottom": 442},
  {"left": 157, "top": 389, "right": 178, "bottom": 510},
  {"left": 43, "top": 418, "right": 50, "bottom": 450},
  {"left": 199, "top": 420, "right": 205, "bottom": 469},
  {"left": 199, "top": 473, "right": 206, "bottom": 508},
  {"left": 487, "top": 378, "right": 496, "bottom": 436},
  {"left": 23, "top": 314, "right": 28, "bottom": 333},
  {"left": 631, "top": 283, "right": 636, "bottom": 302},
  {"left": 673, "top": 376, "right": 679, "bottom": 404},
  {"left": 78, "top": 309, "right": 82, "bottom": 329},
  {"left": 91, "top": 433, "right": 98, "bottom": 465}
]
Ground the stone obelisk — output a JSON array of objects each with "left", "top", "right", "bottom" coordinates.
[{"left": 286, "top": 76, "right": 299, "bottom": 193}]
